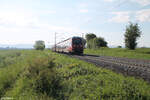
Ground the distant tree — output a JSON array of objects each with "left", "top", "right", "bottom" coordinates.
[
  {"left": 34, "top": 40, "right": 45, "bottom": 50},
  {"left": 117, "top": 46, "right": 122, "bottom": 48},
  {"left": 85, "top": 33, "right": 97, "bottom": 41},
  {"left": 124, "top": 22, "right": 141, "bottom": 50},
  {"left": 85, "top": 33, "right": 97, "bottom": 49},
  {"left": 85, "top": 33, "right": 108, "bottom": 49},
  {"left": 87, "top": 39, "right": 93, "bottom": 49},
  {"left": 92, "top": 37, "right": 107, "bottom": 48}
]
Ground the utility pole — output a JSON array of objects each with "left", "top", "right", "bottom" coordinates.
[{"left": 82, "top": 33, "right": 84, "bottom": 38}]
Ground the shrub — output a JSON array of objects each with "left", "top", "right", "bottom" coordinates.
[
  {"left": 34, "top": 40, "right": 45, "bottom": 50},
  {"left": 117, "top": 46, "right": 122, "bottom": 48},
  {"left": 24, "top": 56, "right": 61, "bottom": 98}
]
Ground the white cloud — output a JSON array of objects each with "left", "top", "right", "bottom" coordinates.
[
  {"left": 84, "top": 17, "right": 92, "bottom": 23},
  {"left": 104, "top": 0, "right": 115, "bottom": 2},
  {"left": 0, "top": 10, "right": 83, "bottom": 32},
  {"left": 38, "top": 10, "right": 56, "bottom": 15},
  {"left": 104, "top": 0, "right": 150, "bottom": 6},
  {"left": 78, "top": 2, "right": 89, "bottom": 13},
  {"left": 108, "top": 9, "right": 150, "bottom": 23},
  {"left": 109, "top": 11, "right": 130, "bottom": 23},
  {"left": 0, "top": 11, "right": 38, "bottom": 27},
  {"left": 0, "top": 22, "right": 84, "bottom": 44},
  {"left": 131, "top": 0, "right": 150, "bottom": 6},
  {"left": 0, "top": 10, "right": 85, "bottom": 44},
  {"left": 0, "top": 9, "right": 57, "bottom": 28},
  {"left": 78, "top": 3, "right": 88, "bottom": 8},
  {"left": 79, "top": 9, "right": 88, "bottom": 13},
  {"left": 136, "top": 9, "right": 150, "bottom": 22}
]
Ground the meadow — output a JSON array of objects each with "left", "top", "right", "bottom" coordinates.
[
  {"left": 0, "top": 50, "right": 150, "bottom": 100},
  {"left": 85, "top": 48, "right": 150, "bottom": 60}
]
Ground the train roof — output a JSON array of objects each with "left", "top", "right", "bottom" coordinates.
[
  {"left": 72, "top": 36, "right": 82, "bottom": 38},
  {"left": 56, "top": 36, "right": 82, "bottom": 45}
]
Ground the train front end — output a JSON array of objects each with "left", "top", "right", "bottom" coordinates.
[{"left": 72, "top": 37, "right": 83, "bottom": 54}]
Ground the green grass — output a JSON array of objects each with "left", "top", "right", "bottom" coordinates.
[
  {"left": 84, "top": 48, "right": 150, "bottom": 60},
  {"left": 0, "top": 50, "right": 22, "bottom": 68},
  {"left": 0, "top": 50, "right": 29, "bottom": 97},
  {"left": 51, "top": 51, "right": 150, "bottom": 100},
  {"left": 0, "top": 50, "right": 150, "bottom": 100}
]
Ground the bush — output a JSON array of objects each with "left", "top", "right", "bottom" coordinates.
[
  {"left": 34, "top": 40, "right": 45, "bottom": 50},
  {"left": 117, "top": 46, "right": 122, "bottom": 48},
  {"left": 24, "top": 56, "right": 61, "bottom": 98}
]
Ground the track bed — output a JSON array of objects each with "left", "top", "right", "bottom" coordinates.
[{"left": 65, "top": 53, "right": 150, "bottom": 83}]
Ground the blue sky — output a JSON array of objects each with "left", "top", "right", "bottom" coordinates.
[{"left": 0, "top": 0, "right": 150, "bottom": 47}]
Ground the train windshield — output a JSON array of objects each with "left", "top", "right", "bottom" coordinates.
[{"left": 73, "top": 38, "right": 82, "bottom": 45}]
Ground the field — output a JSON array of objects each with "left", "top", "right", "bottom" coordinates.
[
  {"left": 85, "top": 48, "right": 150, "bottom": 60},
  {"left": 0, "top": 50, "right": 150, "bottom": 100}
]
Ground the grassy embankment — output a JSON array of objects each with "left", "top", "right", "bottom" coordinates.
[
  {"left": 85, "top": 48, "right": 150, "bottom": 60},
  {"left": 0, "top": 50, "right": 150, "bottom": 100}
]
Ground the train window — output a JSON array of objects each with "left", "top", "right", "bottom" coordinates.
[{"left": 73, "top": 38, "right": 82, "bottom": 45}]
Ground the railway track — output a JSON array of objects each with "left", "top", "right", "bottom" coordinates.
[{"left": 66, "top": 53, "right": 150, "bottom": 83}]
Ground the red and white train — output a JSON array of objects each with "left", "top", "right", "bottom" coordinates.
[{"left": 53, "top": 37, "right": 85, "bottom": 54}]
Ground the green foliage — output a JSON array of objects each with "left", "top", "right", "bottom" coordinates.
[
  {"left": 3, "top": 51, "right": 62, "bottom": 100},
  {"left": 34, "top": 40, "right": 45, "bottom": 50},
  {"left": 0, "top": 51, "right": 27, "bottom": 98},
  {"left": 26, "top": 56, "right": 61, "bottom": 98},
  {"left": 0, "top": 50, "right": 22, "bottom": 68},
  {"left": 124, "top": 22, "right": 141, "bottom": 50},
  {"left": 0, "top": 50, "right": 150, "bottom": 100},
  {"left": 92, "top": 37, "right": 107, "bottom": 48},
  {"left": 85, "top": 33, "right": 97, "bottom": 41},
  {"left": 85, "top": 33, "right": 97, "bottom": 49},
  {"left": 117, "top": 46, "right": 122, "bottom": 48},
  {"left": 53, "top": 52, "right": 150, "bottom": 100},
  {"left": 85, "top": 48, "right": 150, "bottom": 60},
  {"left": 85, "top": 33, "right": 107, "bottom": 49},
  {"left": 87, "top": 39, "right": 93, "bottom": 49}
]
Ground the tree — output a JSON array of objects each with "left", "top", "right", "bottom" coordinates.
[
  {"left": 87, "top": 39, "right": 94, "bottom": 49},
  {"left": 85, "top": 33, "right": 97, "bottom": 49},
  {"left": 85, "top": 33, "right": 96, "bottom": 41},
  {"left": 124, "top": 22, "right": 141, "bottom": 50},
  {"left": 34, "top": 40, "right": 45, "bottom": 50},
  {"left": 117, "top": 46, "right": 122, "bottom": 48},
  {"left": 85, "top": 33, "right": 108, "bottom": 49},
  {"left": 82, "top": 38, "right": 86, "bottom": 48},
  {"left": 92, "top": 37, "right": 107, "bottom": 48}
]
